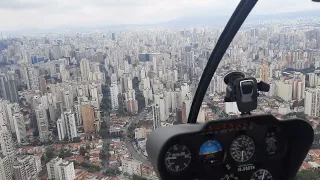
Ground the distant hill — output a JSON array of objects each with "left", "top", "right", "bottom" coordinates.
[
  {"left": 5, "top": 10, "right": 320, "bottom": 36},
  {"left": 157, "top": 10, "right": 320, "bottom": 28}
]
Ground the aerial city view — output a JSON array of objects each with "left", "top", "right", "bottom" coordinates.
[{"left": 0, "top": 0, "right": 320, "bottom": 180}]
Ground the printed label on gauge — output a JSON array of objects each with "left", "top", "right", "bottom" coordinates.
[{"left": 237, "top": 164, "right": 255, "bottom": 172}]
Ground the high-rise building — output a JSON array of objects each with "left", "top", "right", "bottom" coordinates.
[
  {"left": 63, "top": 90, "right": 73, "bottom": 111},
  {"left": 111, "top": 32, "right": 116, "bottom": 41},
  {"left": 39, "top": 75, "right": 47, "bottom": 95},
  {"left": 0, "top": 154, "right": 13, "bottom": 180},
  {"left": 276, "top": 81, "right": 293, "bottom": 102},
  {"left": 81, "top": 104, "right": 95, "bottom": 133},
  {"left": 57, "top": 117, "right": 66, "bottom": 141},
  {"left": 26, "top": 66, "right": 39, "bottom": 90},
  {"left": 260, "top": 62, "right": 270, "bottom": 82},
  {"left": 47, "top": 158, "right": 74, "bottom": 180},
  {"left": 152, "top": 104, "right": 161, "bottom": 130},
  {"left": 13, "top": 155, "right": 38, "bottom": 180},
  {"left": 0, "top": 73, "right": 19, "bottom": 103},
  {"left": 52, "top": 44, "right": 62, "bottom": 60},
  {"left": 304, "top": 87, "right": 320, "bottom": 117},
  {"left": 13, "top": 112, "right": 27, "bottom": 144},
  {"left": 63, "top": 110, "right": 78, "bottom": 141},
  {"left": 250, "top": 28, "right": 258, "bottom": 38},
  {"left": 80, "top": 58, "right": 90, "bottom": 81},
  {"left": 57, "top": 161, "right": 75, "bottom": 180},
  {"left": 110, "top": 83, "right": 119, "bottom": 110},
  {"left": 35, "top": 104, "right": 49, "bottom": 142},
  {"left": 46, "top": 157, "right": 62, "bottom": 180},
  {"left": 0, "top": 128, "right": 15, "bottom": 157},
  {"left": 181, "top": 94, "right": 192, "bottom": 124}
]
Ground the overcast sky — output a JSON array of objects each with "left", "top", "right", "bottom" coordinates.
[{"left": 1, "top": 0, "right": 320, "bottom": 31}]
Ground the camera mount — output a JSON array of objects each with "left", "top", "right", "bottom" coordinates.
[{"left": 224, "top": 71, "right": 270, "bottom": 115}]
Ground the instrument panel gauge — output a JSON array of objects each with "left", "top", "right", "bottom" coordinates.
[
  {"left": 164, "top": 144, "right": 191, "bottom": 172},
  {"left": 250, "top": 169, "right": 273, "bottom": 180},
  {"left": 265, "top": 132, "right": 280, "bottom": 156},
  {"left": 230, "top": 135, "right": 255, "bottom": 163},
  {"left": 199, "top": 140, "right": 224, "bottom": 165},
  {"left": 220, "top": 174, "right": 240, "bottom": 180}
]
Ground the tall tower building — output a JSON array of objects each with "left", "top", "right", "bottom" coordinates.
[
  {"left": 35, "top": 104, "right": 49, "bottom": 142},
  {"left": 181, "top": 94, "right": 192, "bottom": 124},
  {"left": 260, "top": 62, "right": 270, "bottom": 82},
  {"left": 52, "top": 44, "right": 62, "bottom": 60},
  {"left": 110, "top": 83, "right": 119, "bottom": 110},
  {"left": 0, "top": 73, "right": 19, "bottom": 103},
  {"left": 13, "top": 112, "right": 27, "bottom": 144},
  {"left": 293, "top": 72, "right": 305, "bottom": 101},
  {"left": 13, "top": 155, "right": 38, "bottom": 180},
  {"left": 46, "top": 157, "right": 62, "bottom": 180},
  {"left": 63, "top": 110, "right": 78, "bottom": 141},
  {"left": 57, "top": 117, "right": 66, "bottom": 141},
  {"left": 27, "top": 66, "right": 40, "bottom": 90},
  {"left": 0, "top": 154, "right": 13, "bottom": 180},
  {"left": 304, "top": 87, "right": 320, "bottom": 117},
  {"left": 57, "top": 161, "right": 75, "bottom": 180},
  {"left": 81, "top": 104, "right": 95, "bottom": 133},
  {"left": 63, "top": 91, "right": 73, "bottom": 111},
  {"left": 152, "top": 104, "right": 161, "bottom": 130},
  {"left": 80, "top": 58, "right": 90, "bottom": 81},
  {"left": 0, "top": 127, "right": 15, "bottom": 157}
]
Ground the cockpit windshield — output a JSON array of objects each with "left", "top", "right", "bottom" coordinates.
[{"left": 0, "top": 0, "right": 320, "bottom": 179}]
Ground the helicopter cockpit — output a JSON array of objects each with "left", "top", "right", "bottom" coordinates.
[{"left": 146, "top": 0, "right": 315, "bottom": 179}]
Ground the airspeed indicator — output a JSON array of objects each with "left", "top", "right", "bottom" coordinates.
[
  {"left": 230, "top": 135, "right": 255, "bottom": 163},
  {"left": 164, "top": 144, "right": 191, "bottom": 172}
]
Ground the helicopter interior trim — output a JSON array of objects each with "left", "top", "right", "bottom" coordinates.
[
  {"left": 146, "top": 0, "right": 315, "bottom": 179},
  {"left": 146, "top": 115, "right": 313, "bottom": 180},
  {"left": 188, "top": 0, "right": 259, "bottom": 124}
]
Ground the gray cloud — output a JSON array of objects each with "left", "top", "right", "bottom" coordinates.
[
  {"left": 0, "top": 0, "right": 48, "bottom": 9},
  {"left": 0, "top": 0, "right": 320, "bottom": 31}
]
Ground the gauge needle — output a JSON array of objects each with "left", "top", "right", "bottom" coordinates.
[
  {"left": 262, "top": 171, "right": 265, "bottom": 180},
  {"left": 241, "top": 151, "right": 244, "bottom": 161},
  {"left": 166, "top": 157, "right": 177, "bottom": 160}
]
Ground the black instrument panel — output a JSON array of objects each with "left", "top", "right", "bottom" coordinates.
[{"left": 146, "top": 114, "right": 314, "bottom": 180}]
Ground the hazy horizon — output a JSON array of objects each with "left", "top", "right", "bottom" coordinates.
[{"left": 1, "top": 0, "right": 320, "bottom": 32}]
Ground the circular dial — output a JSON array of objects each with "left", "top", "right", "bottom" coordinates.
[
  {"left": 220, "top": 174, "right": 240, "bottom": 180},
  {"left": 164, "top": 144, "right": 191, "bottom": 172},
  {"left": 251, "top": 169, "right": 273, "bottom": 180},
  {"left": 230, "top": 135, "right": 255, "bottom": 162},
  {"left": 199, "top": 140, "right": 224, "bottom": 165},
  {"left": 265, "top": 132, "right": 280, "bottom": 156}
]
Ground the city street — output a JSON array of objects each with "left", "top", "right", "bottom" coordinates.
[{"left": 124, "top": 110, "right": 151, "bottom": 165}]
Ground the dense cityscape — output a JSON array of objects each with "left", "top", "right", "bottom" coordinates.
[{"left": 0, "top": 11, "right": 319, "bottom": 180}]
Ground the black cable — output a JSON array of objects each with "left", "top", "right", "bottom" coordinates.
[{"left": 187, "top": 0, "right": 259, "bottom": 123}]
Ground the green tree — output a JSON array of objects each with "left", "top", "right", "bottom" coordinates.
[
  {"left": 294, "top": 169, "right": 320, "bottom": 180},
  {"left": 100, "top": 84, "right": 111, "bottom": 115},
  {"left": 99, "top": 128, "right": 109, "bottom": 139},
  {"left": 79, "top": 147, "right": 87, "bottom": 156},
  {"left": 104, "top": 168, "right": 121, "bottom": 176},
  {"left": 132, "top": 77, "right": 145, "bottom": 112},
  {"left": 59, "top": 149, "right": 73, "bottom": 159},
  {"left": 99, "top": 121, "right": 109, "bottom": 139},
  {"left": 42, "top": 146, "right": 55, "bottom": 163},
  {"left": 133, "top": 174, "right": 148, "bottom": 180}
]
